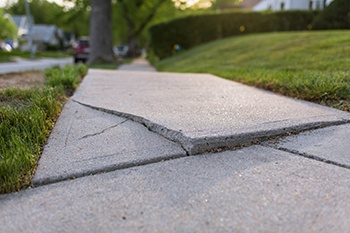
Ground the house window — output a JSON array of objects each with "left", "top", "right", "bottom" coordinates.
[{"left": 280, "top": 2, "right": 285, "bottom": 11}]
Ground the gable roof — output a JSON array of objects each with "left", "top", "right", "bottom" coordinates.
[
  {"left": 9, "top": 15, "right": 32, "bottom": 36},
  {"left": 237, "top": 0, "right": 262, "bottom": 9}
]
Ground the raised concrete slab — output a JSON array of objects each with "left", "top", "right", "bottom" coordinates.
[
  {"left": 0, "top": 57, "right": 72, "bottom": 74},
  {"left": 73, "top": 69, "right": 350, "bottom": 155},
  {"left": 32, "top": 100, "right": 186, "bottom": 186},
  {"left": 266, "top": 123, "right": 350, "bottom": 168},
  {"left": 2, "top": 146, "right": 350, "bottom": 233}
]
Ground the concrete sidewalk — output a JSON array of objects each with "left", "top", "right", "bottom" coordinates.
[
  {"left": 0, "top": 57, "right": 72, "bottom": 74},
  {"left": 1, "top": 59, "right": 350, "bottom": 232}
]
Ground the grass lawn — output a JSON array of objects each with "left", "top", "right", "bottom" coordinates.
[
  {"left": 156, "top": 30, "right": 350, "bottom": 112},
  {"left": 0, "top": 65, "right": 87, "bottom": 194}
]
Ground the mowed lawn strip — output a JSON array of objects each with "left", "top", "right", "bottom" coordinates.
[
  {"left": 0, "top": 64, "right": 87, "bottom": 194},
  {"left": 157, "top": 30, "right": 350, "bottom": 112}
]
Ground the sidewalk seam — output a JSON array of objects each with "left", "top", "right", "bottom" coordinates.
[
  {"left": 262, "top": 144, "right": 350, "bottom": 170},
  {"left": 32, "top": 153, "right": 187, "bottom": 188}
]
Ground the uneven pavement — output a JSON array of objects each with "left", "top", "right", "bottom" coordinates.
[{"left": 1, "top": 58, "right": 350, "bottom": 233}]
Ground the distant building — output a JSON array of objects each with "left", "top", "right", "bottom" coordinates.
[
  {"left": 29, "top": 24, "right": 64, "bottom": 50},
  {"left": 10, "top": 15, "right": 31, "bottom": 37},
  {"left": 9, "top": 15, "right": 67, "bottom": 51},
  {"left": 253, "top": 0, "right": 334, "bottom": 11},
  {"left": 236, "top": 0, "right": 262, "bottom": 9}
]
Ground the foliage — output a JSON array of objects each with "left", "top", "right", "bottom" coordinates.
[
  {"left": 5, "top": 0, "right": 89, "bottom": 36},
  {"left": 0, "top": 9, "right": 17, "bottom": 40},
  {"left": 0, "top": 64, "right": 87, "bottom": 194},
  {"left": 156, "top": 31, "right": 350, "bottom": 111},
  {"left": 313, "top": 0, "right": 350, "bottom": 29},
  {"left": 149, "top": 10, "right": 317, "bottom": 59},
  {"left": 114, "top": 0, "right": 171, "bottom": 57}
]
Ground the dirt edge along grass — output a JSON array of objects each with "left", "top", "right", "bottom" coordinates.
[{"left": 0, "top": 64, "right": 87, "bottom": 194}]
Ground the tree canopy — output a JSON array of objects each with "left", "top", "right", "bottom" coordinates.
[
  {"left": 5, "top": 0, "right": 89, "bottom": 36},
  {"left": 0, "top": 9, "right": 17, "bottom": 40}
]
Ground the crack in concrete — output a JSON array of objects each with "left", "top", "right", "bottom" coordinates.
[
  {"left": 72, "top": 99, "right": 191, "bottom": 153},
  {"left": 79, "top": 119, "right": 128, "bottom": 140},
  {"left": 263, "top": 144, "right": 350, "bottom": 170},
  {"left": 32, "top": 100, "right": 350, "bottom": 188},
  {"left": 72, "top": 99, "right": 350, "bottom": 156},
  {"left": 64, "top": 110, "right": 76, "bottom": 147}
]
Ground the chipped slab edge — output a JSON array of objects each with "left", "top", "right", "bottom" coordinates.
[{"left": 72, "top": 99, "right": 350, "bottom": 156}]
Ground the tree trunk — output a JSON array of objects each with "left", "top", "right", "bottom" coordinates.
[
  {"left": 88, "top": 0, "right": 114, "bottom": 64},
  {"left": 126, "top": 35, "right": 139, "bottom": 57}
]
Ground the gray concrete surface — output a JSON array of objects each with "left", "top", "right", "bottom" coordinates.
[
  {"left": 118, "top": 57, "right": 156, "bottom": 72},
  {"left": 266, "top": 123, "right": 350, "bottom": 168},
  {"left": 0, "top": 57, "right": 72, "bottom": 74},
  {"left": 73, "top": 69, "right": 350, "bottom": 154},
  {"left": 1, "top": 58, "right": 350, "bottom": 232},
  {"left": 2, "top": 146, "right": 350, "bottom": 233},
  {"left": 32, "top": 100, "right": 186, "bottom": 186}
]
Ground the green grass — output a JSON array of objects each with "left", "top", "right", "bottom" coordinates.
[
  {"left": 156, "top": 30, "right": 350, "bottom": 111},
  {"left": 0, "top": 64, "right": 87, "bottom": 194}
]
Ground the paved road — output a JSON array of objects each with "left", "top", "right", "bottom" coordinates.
[
  {"left": 1, "top": 59, "right": 350, "bottom": 233},
  {"left": 0, "top": 57, "right": 73, "bottom": 74}
]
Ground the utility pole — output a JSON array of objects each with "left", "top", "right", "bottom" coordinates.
[{"left": 24, "top": 0, "right": 35, "bottom": 59}]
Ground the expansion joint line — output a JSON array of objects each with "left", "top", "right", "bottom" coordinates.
[{"left": 263, "top": 144, "right": 350, "bottom": 170}]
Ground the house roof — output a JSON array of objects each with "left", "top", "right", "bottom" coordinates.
[
  {"left": 31, "top": 24, "right": 62, "bottom": 43},
  {"left": 10, "top": 15, "right": 32, "bottom": 36},
  {"left": 237, "top": 0, "right": 262, "bottom": 9},
  {"left": 218, "top": 0, "right": 262, "bottom": 10}
]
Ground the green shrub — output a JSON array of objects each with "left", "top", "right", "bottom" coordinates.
[
  {"left": 313, "top": 0, "right": 350, "bottom": 29},
  {"left": 149, "top": 11, "right": 317, "bottom": 59}
]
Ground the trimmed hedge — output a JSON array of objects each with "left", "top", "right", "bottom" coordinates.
[
  {"left": 313, "top": 0, "right": 350, "bottom": 29},
  {"left": 149, "top": 11, "right": 318, "bottom": 59}
]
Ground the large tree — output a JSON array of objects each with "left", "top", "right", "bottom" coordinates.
[
  {"left": 115, "top": 0, "right": 169, "bottom": 57},
  {"left": 88, "top": 0, "right": 114, "bottom": 64}
]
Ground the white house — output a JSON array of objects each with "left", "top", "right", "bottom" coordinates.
[
  {"left": 10, "top": 15, "right": 31, "bottom": 37},
  {"left": 30, "top": 24, "right": 64, "bottom": 50},
  {"left": 253, "top": 0, "right": 334, "bottom": 11}
]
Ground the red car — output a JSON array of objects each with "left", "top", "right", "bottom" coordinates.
[{"left": 73, "top": 39, "right": 90, "bottom": 63}]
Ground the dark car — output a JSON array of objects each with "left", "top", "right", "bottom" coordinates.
[{"left": 73, "top": 39, "right": 90, "bottom": 63}]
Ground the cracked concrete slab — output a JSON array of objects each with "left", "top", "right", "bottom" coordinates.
[
  {"left": 3, "top": 145, "right": 350, "bottom": 233},
  {"left": 32, "top": 100, "right": 187, "bottom": 186},
  {"left": 266, "top": 124, "right": 350, "bottom": 168},
  {"left": 73, "top": 69, "right": 350, "bottom": 154}
]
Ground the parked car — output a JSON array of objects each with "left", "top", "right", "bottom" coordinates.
[{"left": 73, "top": 39, "right": 89, "bottom": 63}]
